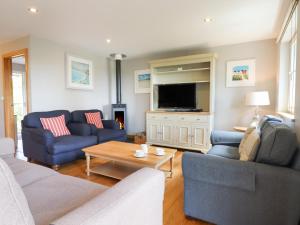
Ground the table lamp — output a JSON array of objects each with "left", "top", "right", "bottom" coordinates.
[{"left": 245, "top": 91, "right": 270, "bottom": 127}]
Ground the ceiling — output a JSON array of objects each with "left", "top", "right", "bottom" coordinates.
[{"left": 0, "top": 0, "right": 290, "bottom": 58}]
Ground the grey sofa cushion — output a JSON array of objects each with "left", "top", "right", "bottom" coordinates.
[
  {"left": 210, "top": 130, "right": 244, "bottom": 147},
  {"left": 207, "top": 145, "right": 240, "bottom": 160},
  {"left": 256, "top": 121, "right": 297, "bottom": 166},
  {"left": 291, "top": 148, "right": 300, "bottom": 171},
  {"left": 0, "top": 158, "right": 35, "bottom": 225}
]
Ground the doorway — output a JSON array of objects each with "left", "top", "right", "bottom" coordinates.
[{"left": 2, "top": 49, "right": 29, "bottom": 157}]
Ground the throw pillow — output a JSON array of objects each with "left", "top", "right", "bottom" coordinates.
[
  {"left": 239, "top": 127, "right": 260, "bottom": 161},
  {"left": 40, "top": 115, "right": 71, "bottom": 137},
  {"left": 85, "top": 112, "right": 104, "bottom": 128}
]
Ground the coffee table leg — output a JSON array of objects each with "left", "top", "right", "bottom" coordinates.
[
  {"left": 86, "top": 154, "right": 90, "bottom": 176},
  {"left": 169, "top": 157, "right": 174, "bottom": 178}
]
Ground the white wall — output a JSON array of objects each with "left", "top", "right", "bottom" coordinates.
[
  {"left": 29, "top": 37, "right": 111, "bottom": 117},
  {"left": 0, "top": 37, "right": 29, "bottom": 137},
  {"left": 122, "top": 39, "right": 277, "bottom": 134}
]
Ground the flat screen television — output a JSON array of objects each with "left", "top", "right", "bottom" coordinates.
[{"left": 158, "top": 83, "right": 196, "bottom": 109}]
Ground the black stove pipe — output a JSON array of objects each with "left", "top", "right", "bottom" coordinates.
[{"left": 116, "top": 59, "right": 122, "bottom": 104}]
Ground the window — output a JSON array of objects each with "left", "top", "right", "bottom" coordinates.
[{"left": 278, "top": 2, "right": 298, "bottom": 115}]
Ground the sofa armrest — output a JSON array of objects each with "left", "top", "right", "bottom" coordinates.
[
  {"left": 51, "top": 168, "right": 165, "bottom": 225},
  {"left": 182, "top": 152, "right": 256, "bottom": 192},
  {"left": 102, "top": 120, "right": 120, "bottom": 130},
  {"left": 210, "top": 130, "right": 244, "bottom": 147},
  {"left": 0, "top": 138, "right": 15, "bottom": 156},
  {"left": 22, "top": 128, "right": 55, "bottom": 148},
  {"left": 68, "top": 123, "right": 92, "bottom": 136}
]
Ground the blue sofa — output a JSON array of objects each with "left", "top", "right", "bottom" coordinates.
[
  {"left": 182, "top": 119, "right": 300, "bottom": 225},
  {"left": 22, "top": 109, "right": 127, "bottom": 169},
  {"left": 71, "top": 109, "right": 127, "bottom": 143}
]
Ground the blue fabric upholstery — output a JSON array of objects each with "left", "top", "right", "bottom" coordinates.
[
  {"left": 210, "top": 130, "right": 244, "bottom": 147},
  {"left": 183, "top": 120, "right": 300, "bottom": 225},
  {"left": 71, "top": 109, "right": 127, "bottom": 143},
  {"left": 96, "top": 129, "right": 127, "bottom": 143},
  {"left": 182, "top": 152, "right": 300, "bottom": 225},
  {"left": 22, "top": 110, "right": 98, "bottom": 166},
  {"left": 49, "top": 135, "right": 97, "bottom": 155},
  {"left": 68, "top": 123, "right": 92, "bottom": 136},
  {"left": 207, "top": 145, "right": 240, "bottom": 159},
  {"left": 71, "top": 109, "right": 103, "bottom": 123},
  {"left": 256, "top": 121, "right": 297, "bottom": 166},
  {"left": 23, "top": 110, "right": 71, "bottom": 128}
]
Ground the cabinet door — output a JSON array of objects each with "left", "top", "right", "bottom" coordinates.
[
  {"left": 177, "top": 124, "right": 192, "bottom": 147},
  {"left": 191, "top": 125, "right": 207, "bottom": 149},
  {"left": 161, "top": 123, "right": 173, "bottom": 144},
  {"left": 147, "top": 122, "right": 161, "bottom": 143}
]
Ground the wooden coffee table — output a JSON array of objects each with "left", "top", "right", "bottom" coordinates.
[{"left": 82, "top": 141, "right": 177, "bottom": 179}]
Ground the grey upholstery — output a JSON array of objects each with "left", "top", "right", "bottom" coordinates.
[
  {"left": 207, "top": 145, "right": 239, "bottom": 159},
  {"left": 183, "top": 120, "right": 300, "bottom": 225},
  {"left": 210, "top": 130, "right": 244, "bottom": 147},
  {"left": 256, "top": 121, "right": 297, "bottom": 166}
]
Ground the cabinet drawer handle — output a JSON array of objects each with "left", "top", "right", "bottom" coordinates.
[
  {"left": 181, "top": 117, "right": 185, "bottom": 120},
  {"left": 164, "top": 117, "right": 168, "bottom": 119},
  {"left": 196, "top": 118, "right": 201, "bottom": 121}
]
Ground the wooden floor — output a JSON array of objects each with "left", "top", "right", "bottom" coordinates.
[{"left": 58, "top": 151, "right": 212, "bottom": 225}]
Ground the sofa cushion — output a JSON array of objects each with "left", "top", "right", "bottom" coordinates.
[
  {"left": 0, "top": 158, "right": 35, "bottom": 225},
  {"left": 256, "top": 121, "right": 298, "bottom": 166},
  {"left": 49, "top": 135, "right": 97, "bottom": 155},
  {"left": 40, "top": 115, "right": 71, "bottom": 137},
  {"left": 23, "top": 173, "right": 107, "bottom": 225},
  {"left": 207, "top": 145, "right": 240, "bottom": 160},
  {"left": 257, "top": 115, "right": 282, "bottom": 130},
  {"left": 23, "top": 110, "right": 71, "bottom": 129},
  {"left": 239, "top": 128, "right": 260, "bottom": 161},
  {"left": 85, "top": 112, "right": 104, "bottom": 129},
  {"left": 210, "top": 130, "right": 244, "bottom": 147},
  {"left": 291, "top": 148, "right": 300, "bottom": 171},
  {"left": 96, "top": 128, "right": 127, "bottom": 143},
  {"left": 71, "top": 109, "right": 103, "bottom": 123}
]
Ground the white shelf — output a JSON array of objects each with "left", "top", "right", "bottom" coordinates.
[
  {"left": 153, "top": 80, "right": 210, "bottom": 85},
  {"left": 156, "top": 67, "right": 210, "bottom": 74}
]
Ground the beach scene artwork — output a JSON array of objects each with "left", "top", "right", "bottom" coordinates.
[
  {"left": 67, "top": 55, "right": 93, "bottom": 90},
  {"left": 71, "top": 61, "right": 90, "bottom": 85},
  {"left": 226, "top": 59, "right": 255, "bottom": 87},
  {"left": 135, "top": 69, "right": 151, "bottom": 93}
]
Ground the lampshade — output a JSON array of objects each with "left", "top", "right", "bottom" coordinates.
[{"left": 245, "top": 91, "right": 270, "bottom": 106}]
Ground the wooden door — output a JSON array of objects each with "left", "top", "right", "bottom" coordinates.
[
  {"left": 191, "top": 125, "right": 207, "bottom": 149},
  {"left": 3, "top": 57, "right": 15, "bottom": 139},
  {"left": 161, "top": 123, "right": 173, "bottom": 144},
  {"left": 176, "top": 124, "right": 191, "bottom": 147},
  {"left": 2, "top": 48, "right": 30, "bottom": 142},
  {"left": 147, "top": 121, "right": 161, "bottom": 143}
]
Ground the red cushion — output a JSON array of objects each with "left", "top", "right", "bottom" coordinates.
[
  {"left": 40, "top": 115, "right": 71, "bottom": 137},
  {"left": 85, "top": 112, "right": 103, "bottom": 129}
]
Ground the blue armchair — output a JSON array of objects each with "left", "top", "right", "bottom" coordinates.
[
  {"left": 22, "top": 110, "right": 97, "bottom": 169},
  {"left": 182, "top": 120, "right": 300, "bottom": 225},
  {"left": 71, "top": 109, "right": 127, "bottom": 143}
]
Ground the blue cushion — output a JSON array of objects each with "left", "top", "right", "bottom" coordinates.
[
  {"left": 23, "top": 110, "right": 71, "bottom": 128},
  {"left": 49, "top": 135, "right": 97, "bottom": 154},
  {"left": 256, "top": 121, "right": 297, "bottom": 166},
  {"left": 71, "top": 110, "right": 103, "bottom": 123},
  {"left": 211, "top": 131, "right": 244, "bottom": 147},
  {"left": 207, "top": 145, "right": 240, "bottom": 160},
  {"left": 96, "top": 129, "right": 126, "bottom": 143}
]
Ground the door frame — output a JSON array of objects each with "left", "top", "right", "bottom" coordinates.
[{"left": 2, "top": 48, "right": 30, "bottom": 140}]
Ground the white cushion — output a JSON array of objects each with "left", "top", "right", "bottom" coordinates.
[
  {"left": 0, "top": 157, "right": 35, "bottom": 225},
  {"left": 239, "top": 127, "right": 260, "bottom": 161}
]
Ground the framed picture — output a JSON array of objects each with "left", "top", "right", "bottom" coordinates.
[
  {"left": 135, "top": 69, "right": 151, "bottom": 93},
  {"left": 66, "top": 55, "right": 93, "bottom": 90},
  {"left": 226, "top": 59, "right": 255, "bottom": 87}
]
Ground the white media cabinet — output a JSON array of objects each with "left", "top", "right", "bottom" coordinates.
[{"left": 146, "top": 53, "right": 216, "bottom": 153}]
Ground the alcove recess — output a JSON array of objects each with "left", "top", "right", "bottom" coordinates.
[{"left": 150, "top": 54, "right": 216, "bottom": 112}]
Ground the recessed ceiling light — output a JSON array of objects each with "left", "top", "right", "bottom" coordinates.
[
  {"left": 204, "top": 17, "right": 213, "bottom": 23},
  {"left": 28, "top": 7, "right": 38, "bottom": 14},
  {"left": 106, "top": 39, "right": 111, "bottom": 44}
]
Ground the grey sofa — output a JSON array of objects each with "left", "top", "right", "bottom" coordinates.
[
  {"left": 0, "top": 138, "right": 165, "bottom": 225},
  {"left": 182, "top": 120, "right": 300, "bottom": 225}
]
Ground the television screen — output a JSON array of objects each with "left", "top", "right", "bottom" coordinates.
[{"left": 158, "top": 83, "right": 196, "bottom": 109}]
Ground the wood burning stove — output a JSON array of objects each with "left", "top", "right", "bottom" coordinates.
[{"left": 110, "top": 53, "right": 127, "bottom": 131}]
